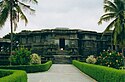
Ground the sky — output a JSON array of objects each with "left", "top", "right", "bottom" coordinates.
[{"left": 0, "top": 0, "right": 109, "bottom": 38}]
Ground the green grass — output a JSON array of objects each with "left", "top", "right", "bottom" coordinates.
[{"left": 73, "top": 60, "right": 125, "bottom": 82}]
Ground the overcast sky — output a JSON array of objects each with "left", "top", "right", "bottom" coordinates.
[{"left": 0, "top": 0, "right": 109, "bottom": 38}]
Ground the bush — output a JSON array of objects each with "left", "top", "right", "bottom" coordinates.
[
  {"left": 10, "top": 48, "right": 31, "bottom": 65},
  {"left": 0, "top": 61, "right": 52, "bottom": 73},
  {"left": 0, "top": 69, "right": 27, "bottom": 82},
  {"left": 30, "top": 53, "right": 41, "bottom": 64},
  {"left": 86, "top": 55, "right": 96, "bottom": 64},
  {"left": 73, "top": 60, "right": 125, "bottom": 82},
  {"left": 0, "top": 69, "right": 13, "bottom": 78},
  {"left": 97, "top": 50, "right": 123, "bottom": 69}
]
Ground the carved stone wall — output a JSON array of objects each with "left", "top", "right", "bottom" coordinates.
[{"left": 15, "top": 28, "right": 111, "bottom": 59}]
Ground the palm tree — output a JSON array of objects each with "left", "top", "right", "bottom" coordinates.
[
  {"left": 0, "top": 0, "right": 38, "bottom": 64},
  {"left": 98, "top": 0, "right": 125, "bottom": 45}
]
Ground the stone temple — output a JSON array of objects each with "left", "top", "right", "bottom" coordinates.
[{"left": 0, "top": 28, "right": 113, "bottom": 64}]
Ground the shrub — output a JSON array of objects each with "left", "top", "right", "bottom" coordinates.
[
  {"left": 0, "top": 69, "right": 13, "bottom": 78},
  {"left": 86, "top": 55, "right": 96, "bottom": 64},
  {"left": 0, "top": 61, "right": 52, "bottom": 73},
  {"left": 0, "top": 69, "right": 27, "bottom": 82},
  {"left": 30, "top": 53, "right": 41, "bottom": 64},
  {"left": 73, "top": 60, "right": 125, "bottom": 82},
  {"left": 97, "top": 50, "right": 123, "bottom": 69},
  {"left": 10, "top": 48, "right": 31, "bottom": 65}
]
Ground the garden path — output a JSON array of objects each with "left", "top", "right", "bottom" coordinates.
[{"left": 28, "top": 64, "right": 96, "bottom": 82}]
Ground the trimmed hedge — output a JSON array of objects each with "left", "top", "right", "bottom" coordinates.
[
  {"left": 0, "top": 69, "right": 27, "bottom": 82},
  {"left": 0, "top": 60, "right": 10, "bottom": 65},
  {"left": 0, "top": 61, "right": 52, "bottom": 73},
  {"left": 73, "top": 60, "right": 125, "bottom": 82}
]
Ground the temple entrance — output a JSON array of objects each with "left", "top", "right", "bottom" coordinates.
[{"left": 59, "top": 38, "right": 65, "bottom": 50}]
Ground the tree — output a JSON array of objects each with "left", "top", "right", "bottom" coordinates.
[
  {"left": 0, "top": 0, "right": 38, "bottom": 63},
  {"left": 98, "top": 0, "right": 125, "bottom": 45},
  {"left": 10, "top": 47, "right": 32, "bottom": 65}
]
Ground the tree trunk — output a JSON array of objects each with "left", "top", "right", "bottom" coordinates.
[{"left": 10, "top": 0, "right": 13, "bottom": 65}]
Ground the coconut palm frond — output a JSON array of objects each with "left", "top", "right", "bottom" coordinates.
[
  {"left": 0, "top": 1, "right": 4, "bottom": 13},
  {"left": 105, "top": 0, "right": 117, "bottom": 10},
  {"left": 21, "top": 0, "right": 38, "bottom": 4},
  {"left": 0, "top": 5, "right": 9, "bottom": 27},
  {"left": 0, "top": 1, "right": 3, "bottom": 6},
  {"left": 114, "top": 0, "right": 124, "bottom": 10},
  {"left": 104, "top": 4, "right": 117, "bottom": 12},
  {"left": 29, "top": 0, "right": 38, "bottom": 4},
  {"left": 104, "top": 0, "right": 108, "bottom": 4},
  {"left": 98, "top": 13, "right": 116, "bottom": 25},
  {"left": 16, "top": 5, "right": 28, "bottom": 25},
  {"left": 19, "top": 1, "right": 35, "bottom": 14}
]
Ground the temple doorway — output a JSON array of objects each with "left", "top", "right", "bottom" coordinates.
[{"left": 59, "top": 38, "right": 65, "bottom": 50}]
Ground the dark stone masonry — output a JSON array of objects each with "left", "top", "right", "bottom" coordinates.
[{"left": 0, "top": 28, "right": 113, "bottom": 64}]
